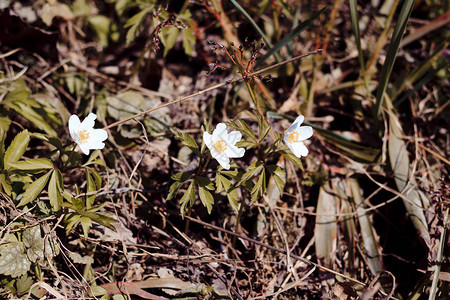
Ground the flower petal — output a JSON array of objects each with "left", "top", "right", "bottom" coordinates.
[
  {"left": 79, "top": 113, "right": 97, "bottom": 130},
  {"left": 79, "top": 144, "right": 91, "bottom": 155},
  {"left": 212, "top": 123, "right": 227, "bottom": 141},
  {"left": 203, "top": 132, "right": 213, "bottom": 148},
  {"left": 292, "top": 115, "right": 304, "bottom": 128},
  {"left": 215, "top": 154, "right": 230, "bottom": 170},
  {"left": 297, "top": 126, "right": 313, "bottom": 141},
  {"left": 291, "top": 142, "right": 308, "bottom": 157},
  {"left": 91, "top": 129, "right": 108, "bottom": 142},
  {"left": 68, "top": 115, "right": 81, "bottom": 140},
  {"left": 227, "top": 131, "right": 242, "bottom": 145},
  {"left": 225, "top": 145, "right": 245, "bottom": 158}
]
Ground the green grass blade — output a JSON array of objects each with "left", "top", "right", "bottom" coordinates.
[
  {"left": 229, "top": 0, "right": 281, "bottom": 62},
  {"left": 256, "top": 7, "right": 328, "bottom": 67},
  {"left": 373, "top": 0, "right": 415, "bottom": 117},
  {"left": 349, "top": 0, "right": 370, "bottom": 96}
]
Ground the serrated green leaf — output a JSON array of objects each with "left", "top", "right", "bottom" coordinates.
[
  {"left": 267, "top": 165, "right": 286, "bottom": 194},
  {"left": 161, "top": 27, "right": 179, "bottom": 56},
  {"left": 125, "top": 7, "right": 152, "bottom": 46},
  {"left": 182, "top": 28, "right": 195, "bottom": 56},
  {"left": 83, "top": 211, "right": 116, "bottom": 231},
  {"left": 198, "top": 186, "right": 214, "bottom": 214},
  {"left": 226, "top": 186, "right": 239, "bottom": 212},
  {"left": 8, "top": 158, "right": 53, "bottom": 171},
  {"left": 0, "top": 242, "right": 30, "bottom": 278},
  {"left": 48, "top": 169, "right": 63, "bottom": 211},
  {"left": 0, "top": 173, "right": 12, "bottom": 195},
  {"left": 250, "top": 168, "right": 266, "bottom": 205},
  {"left": 282, "top": 151, "right": 304, "bottom": 170},
  {"left": 216, "top": 173, "right": 229, "bottom": 193},
  {"left": 239, "top": 161, "right": 264, "bottom": 185},
  {"left": 4, "top": 130, "right": 30, "bottom": 169},
  {"left": 18, "top": 171, "right": 52, "bottom": 207},
  {"left": 80, "top": 216, "right": 92, "bottom": 238},
  {"left": 197, "top": 176, "right": 214, "bottom": 190},
  {"left": 179, "top": 181, "right": 195, "bottom": 218}
]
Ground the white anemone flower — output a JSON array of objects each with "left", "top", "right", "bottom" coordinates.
[
  {"left": 203, "top": 123, "right": 245, "bottom": 170},
  {"left": 284, "top": 115, "right": 313, "bottom": 158},
  {"left": 69, "top": 113, "right": 108, "bottom": 155}
]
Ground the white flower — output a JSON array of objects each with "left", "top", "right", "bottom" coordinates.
[
  {"left": 284, "top": 115, "right": 313, "bottom": 158},
  {"left": 203, "top": 123, "right": 245, "bottom": 170},
  {"left": 69, "top": 113, "right": 108, "bottom": 155}
]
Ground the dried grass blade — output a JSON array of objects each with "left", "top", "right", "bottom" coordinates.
[
  {"left": 349, "top": 178, "right": 382, "bottom": 275},
  {"left": 388, "top": 106, "right": 431, "bottom": 247},
  {"left": 314, "top": 181, "right": 337, "bottom": 267}
]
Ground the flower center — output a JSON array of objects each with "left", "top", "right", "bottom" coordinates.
[
  {"left": 213, "top": 139, "right": 228, "bottom": 154},
  {"left": 288, "top": 131, "right": 299, "bottom": 144},
  {"left": 78, "top": 129, "right": 90, "bottom": 144}
]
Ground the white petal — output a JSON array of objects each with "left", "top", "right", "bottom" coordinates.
[
  {"left": 80, "top": 113, "right": 97, "bottom": 130},
  {"left": 297, "top": 126, "right": 313, "bottom": 141},
  {"left": 68, "top": 115, "right": 80, "bottom": 140},
  {"left": 283, "top": 132, "right": 290, "bottom": 145},
  {"left": 213, "top": 123, "right": 227, "bottom": 140},
  {"left": 227, "top": 131, "right": 242, "bottom": 145},
  {"left": 215, "top": 155, "right": 230, "bottom": 170},
  {"left": 225, "top": 145, "right": 245, "bottom": 158},
  {"left": 91, "top": 129, "right": 108, "bottom": 142},
  {"left": 291, "top": 142, "right": 309, "bottom": 157},
  {"left": 292, "top": 115, "right": 304, "bottom": 128},
  {"left": 79, "top": 144, "right": 91, "bottom": 155},
  {"left": 203, "top": 132, "right": 213, "bottom": 149}
]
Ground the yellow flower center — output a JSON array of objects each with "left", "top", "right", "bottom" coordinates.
[
  {"left": 214, "top": 139, "right": 228, "bottom": 154},
  {"left": 78, "top": 129, "right": 90, "bottom": 144},
  {"left": 288, "top": 131, "right": 299, "bottom": 144}
]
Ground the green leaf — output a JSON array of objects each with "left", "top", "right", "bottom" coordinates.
[
  {"left": 266, "top": 165, "right": 286, "bottom": 194},
  {"left": 179, "top": 181, "right": 195, "bottom": 218},
  {"left": 197, "top": 176, "right": 214, "bottom": 190},
  {"left": 16, "top": 274, "right": 33, "bottom": 296},
  {"left": 198, "top": 185, "right": 214, "bottom": 214},
  {"left": 0, "top": 242, "right": 30, "bottom": 278},
  {"left": 215, "top": 173, "right": 229, "bottom": 193},
  {"left": 374, "top": 0, "right": 415, "bottom": 117},
  {"left": 125, "top": 7, "right": 152, "bottom": 46},
  {"left": 239, "top": 161, "right": 264, "bottom": 185},
  {"left": 80, "top": 216, "right": 92, "bottom": 238},
  {"left": 171, "top": 129, "right": 199, "bottom": 154},
  {"left": 256, "top": 6, "right": 328, "bottom": 67},
  {"left": 4, "top": 130, "right": 30, "bottom": 169},
  {"left": 161, "top": 27, "right": 179, "bottom": 56},
  {"left": 250, "top": 168, "right": 266, "bottom": 205},
  {"left": 68, "top": 252, "right": 94, "bottom": 265},
  {"left": 226, "top": 186, "right": 239, "bottom": 213},
  {"left": 0, "top": 173, "right": 12, "bottom": 195},
  {"left": 18, "top": 171, "right": 52, "bottom": 207},
  {"left": 182, "top": 28, "right": 195, "bottom": 56},
  {"left": 8, "top": 158, "right": 53, "bottom": 171},
  {"left": 48, "top": 169, "right": 63, "bottom": 211},
  {"left": 88, "top": 15, "right": 110, "bottom": 48},
  {"left": 282, "top": 151, "right": 304, "bottom": 170},
  {"left": 22, "top": 225, "right": 55, "bottom": 263}
]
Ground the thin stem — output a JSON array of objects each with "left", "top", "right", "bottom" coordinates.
[
  {"left": 62, "top": 144, "right": 77, "bottom": 169},
  {"left": 103, "top": 50, "right": 323, "bottom": 130}
]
